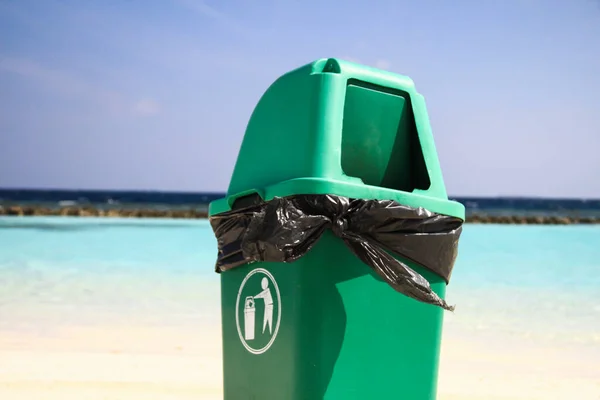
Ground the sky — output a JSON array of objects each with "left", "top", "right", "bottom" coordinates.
[{"left": 0, "top": 0, "right": 599, "bottom": 198}]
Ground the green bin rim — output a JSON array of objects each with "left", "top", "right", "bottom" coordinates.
[{"left": 208, "top": 177, "right": 465, "bottom": 219}]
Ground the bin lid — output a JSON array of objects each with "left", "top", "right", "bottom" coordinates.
[{"left": 210, "top": 58, "right": 464, "bottom": 220}]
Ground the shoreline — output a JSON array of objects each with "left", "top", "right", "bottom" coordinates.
[{"left": 1, "top": 205, "right": 600, "bottom": 224}]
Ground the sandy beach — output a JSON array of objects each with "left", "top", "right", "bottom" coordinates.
[
  {"left": 438, "top": 329, "right": 600, "bottom": 400},
  {"left": 1, "top": 322, "right": 598, "bottom": 400},
  {"left": 0, "top": 325, "right": 223, "bottom": 400}
]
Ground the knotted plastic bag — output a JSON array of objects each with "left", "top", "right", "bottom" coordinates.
[{"left": 209, "top": 195, "right": 463, "bottom": 310}]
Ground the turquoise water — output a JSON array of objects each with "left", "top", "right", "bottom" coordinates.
[
  {"left": 1, "top": 217, "right": 599, "bottom": 347},
  {"left": 0, "top": 217, "right": 220, "bottom": 336}
]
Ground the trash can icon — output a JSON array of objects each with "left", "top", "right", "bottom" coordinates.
[{"left": 244, "top": 296, "right": 255, "bottom": 341}]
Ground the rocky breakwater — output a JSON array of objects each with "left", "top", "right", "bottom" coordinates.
[
  {"left": 0, "top": 205, "right": 208, "bottom": 219},
  {"left": 1, "top": 205, "right": 599, "bottom": 224},
  {"left": 466, "top": 214, "right": 600, "bottom": 225}
]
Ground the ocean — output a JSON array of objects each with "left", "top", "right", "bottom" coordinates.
[
  {"left": 1, "top": 191, "right": 599, "bottom": 398},
  {"left": 2, "top": 188, "right": 600, "bottom": 217},
  {"left": 0, "top": 217, "right": 220, "bottom": 334},
  {"left": 2, "top": 216, "right": 599, "bottom": 342}
]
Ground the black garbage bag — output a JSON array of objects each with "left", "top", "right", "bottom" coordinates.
[{"left": 209, "top": 195, "right": 463, "bottom": 311}]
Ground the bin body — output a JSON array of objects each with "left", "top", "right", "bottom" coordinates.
[{"left": 210, "top": 58, "right": 465, "bottom": 400}]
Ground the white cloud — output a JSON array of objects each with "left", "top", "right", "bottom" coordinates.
[
  {"left": 133, "top": 98, "right": 161, "bottom": 116},
  {"left": 341, "top": 56, "right": 362, "bottom": 64},
  {"left": 374, "top": 59, "right": 391, "bottom": 70},
  {"left": 1, "top": 57, "right": 89, "bottom": 95},
  {"left": 0, "top": 56, "right": 124, "bottom": 112},
  {"left": 174, "top": 0, "right": 249, "bottom": 36}
]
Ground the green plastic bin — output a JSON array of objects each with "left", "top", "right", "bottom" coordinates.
[{"left": 209, "top": 58, "right": 465, "bottom": 400}]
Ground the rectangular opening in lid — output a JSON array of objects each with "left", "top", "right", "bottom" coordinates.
[{"left": 341, "top": 80, "right": 430, "bottom": 192}]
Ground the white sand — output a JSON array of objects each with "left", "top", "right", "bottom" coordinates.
[
  {"left": 0, "top": 324, "right": 598, "bottom": 399},
  {"left": 0, "top": 326, "right": 223, "bottom": 400},
  {"left": 438, "top": 330, "right": 600, "bottom": 400}
]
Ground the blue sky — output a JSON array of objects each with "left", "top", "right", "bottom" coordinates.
[{"left": 1, "top": 0, "right": 599, "bottom": 197}]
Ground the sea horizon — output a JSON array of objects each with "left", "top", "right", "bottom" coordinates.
[
  {"left": 3, "top": 186, "right": 600, "bottom": 200},
  {"left": 2, "top": 188, "right": 600, "bottom": 218}
]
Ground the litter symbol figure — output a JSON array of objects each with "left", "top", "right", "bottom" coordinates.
[
  {"left": 235, "top": 268, "right": 281, "bottom": 355},
  {"left": 253, "top": 277, "right": 274, "bottom": 335},
  {"left": 243, "top": 278, "right": 273, "bottom": 341}
]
